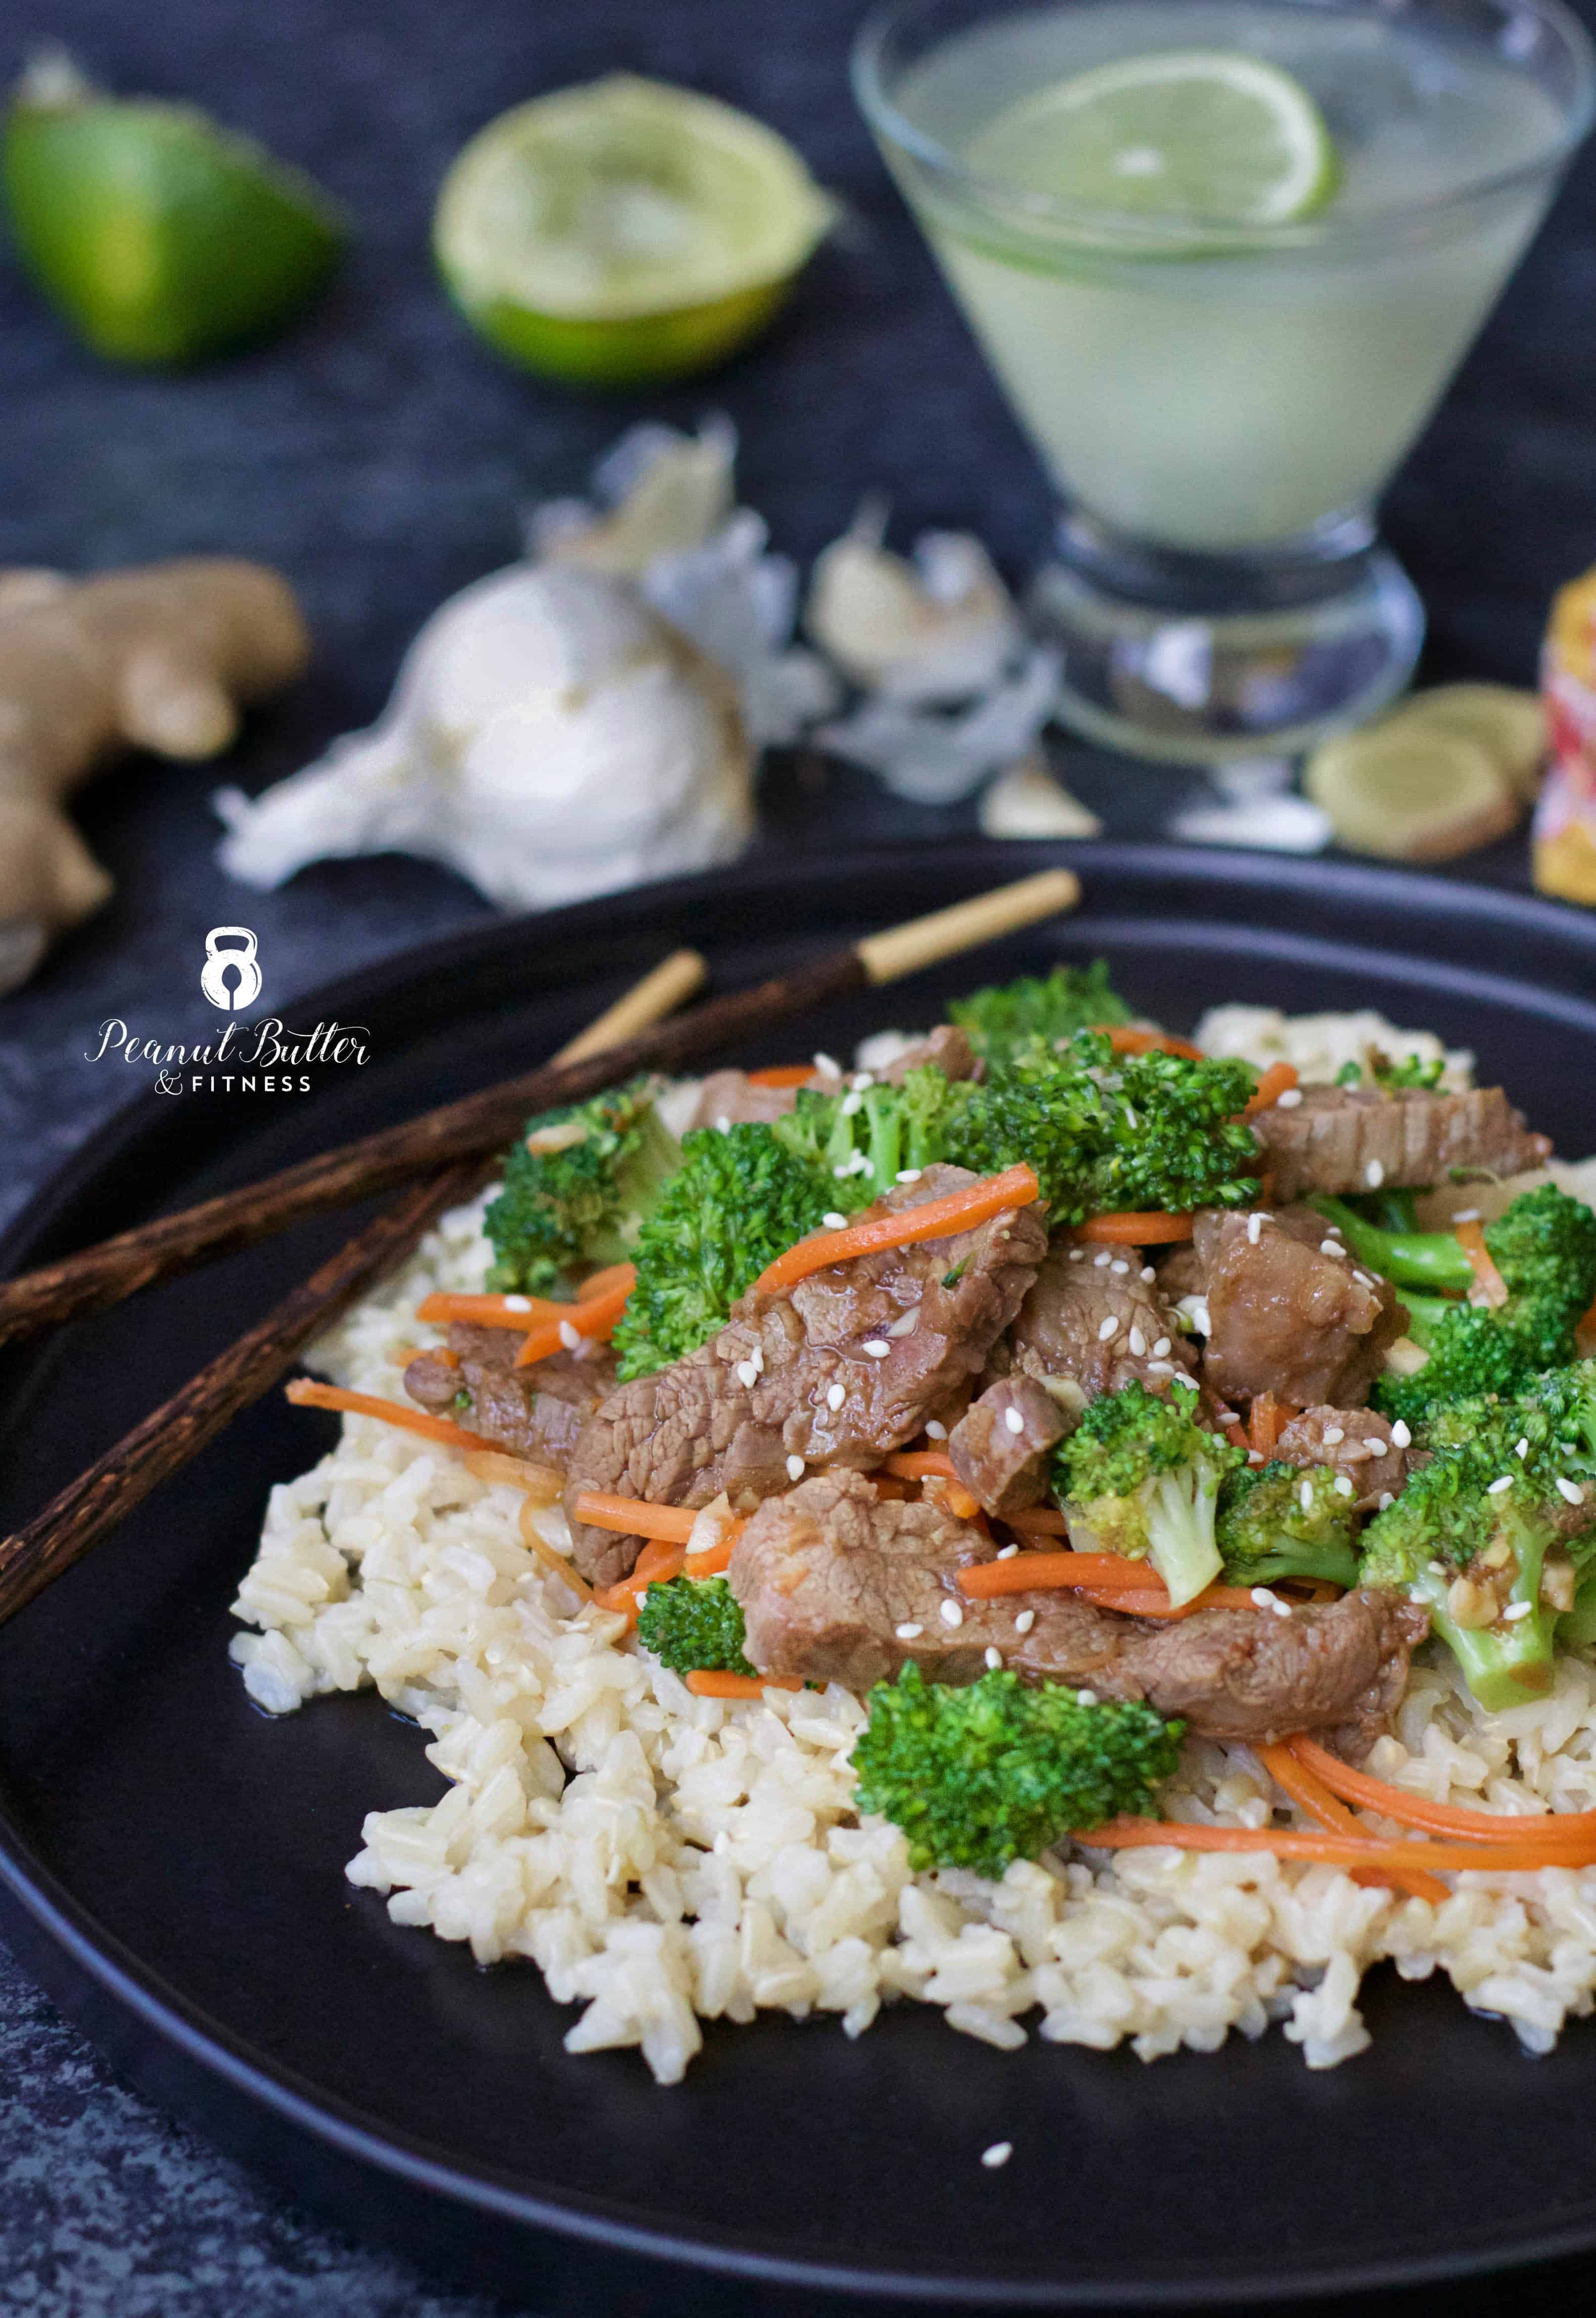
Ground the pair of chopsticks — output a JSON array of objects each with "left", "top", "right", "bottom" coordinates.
[{"left": 0, "top": 869, "right": 1079, "bottom": 1628}]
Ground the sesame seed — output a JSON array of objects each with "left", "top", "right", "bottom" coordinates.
[
  {"left": 1123, "top": 1106, "right": 1138, "bottom": 1131},
  {"left": 996, "top": 1543, "right": 1020, "bottom": 1560},
  {"left": 736, "top": 1360, "right": 758, "bottom": 1389},
  {"left": 1365, "top": 1159, "right": 1385, "bottom": 1188},
  {"left": 1247, "top": 1449, "right": 1265, "bottom": 1465},
  {"left": 1147, "top": 1359, "right": 1175, "bottom": 1376},
  {"left": 823, "top": 1211, "right": 848, "bottom": 1230},
  {"left": 1068, "top": 1248, "right": 1086, "bottom": 1263},
  {"left": 827, "top": 1382, "right": 847, "bottom": 1411},
  {"left": 1558, "top": 1477, "right": 1586, "bottom": 1505},
  {"left": 812, "top": 1052, "right": 841, "bottom": 1078},
  {"left": 851, "top": 1072, "right": 875, "bottom": 1093},
  {"left": 888, "top": 1309, "right": 919, "bottom": 1337},
  {"left": 1275, "top": 1087, "right": 1303, "bottom": 1108},
  {"left": 752, "top": 1346, "right": 764, "bottom": 1374},
  {"left": 1128, "top": 1327, "right": 1147, "bottom": 1357},
  {"left": 715, "top": 1114, "right": 732, "bottom": 1134},
  {"left": 1515, "top": 1437, "right": 1530, "bottom": 1460},
  {"left": 895, "top": 1622, "right": 923, "bottom": 1641},
  {"left": 1272, "top": 1600, "right": 1293, "bottom": 1619},
  {"left": 1014, "top": 1609, "right": 1036, "bottom": 1633},
  {"left": 1251, "top": 1586, "right": 1279, "bottom": 1608},
  {"left": 1452, "top": 1207, "right": 1482, "bottom": 1224},
  {"left": 1502, "top": 1601, "right": 1534, "bottom": 1622},
  {"left": 981, "top": 2142, "right": 1013, "bottom": 2169},
  {"left": 834, "top": 1164, "right": 852, "bottom": 1178},
  {"left": 985, "top": 1647, "right": 1003, "bottom": 1671},
  {"left": 896, "top": 1168, "right": 923, "bottom": 1184},
  {"left": 863, "top": 1340, "right": 891, "bottom": 1358},
  {"left": 1093, "top": 1251, "right": 1113, "bottom": 1269},
  {"left": 786, "top": 1455, "right": 806, "bottom": 1482},
  {"left": 1363, "top": 1437, "right": 1388, "bottom": 1457},
  {"left": 1320, "top": 1240, "right": 1347, "bottom": 1259},
  {"left": 1098, "top": 1314, "right": 1120, "bottom": 1341},
  {"left": 841, "top": 1090, "right": 863, "bottom": 1118},
  {"left": 1353, "top": 1271, "right": 1376, "bottom": 1289},
  {"left": 1110, "top": 1258, "right": 1130, "bottom": 1276},
  {"left": 1247, "top": 1213, "right": 1263, "bottom": 1244},
  {"left": 1321, "top": 1426, "right": 1344, "bottom": 1446},
  {"left": 1077, "top": 1689, "right": 1098, "bottom": 1706},
  {"left": 939, "top": 1599, "right": 964, "bottom": 1628},
  {"left": 1005, "top": 1405, "right": 1026, "bottom": 1435},
  {"left": 558, "top": 1320, "right": 581, "bottom": 1351},
  {"left": 1487, "top": 1475, "right": 1515, "bottom": 1495},
  {"left": 925, "top": 1418, "right": 948, "bottom": 1440},
  {"left": 1141, "top": 1266, "right": 1156, "bottom": 1284},
  {"left": 1379, "top": 1491, "right": 1396, "bottom": 1511},
  {"left": 503, "top": 1295, "right": 532, "bottom": 1313},
  {"left": 1390, "top": 1421, "right": 1411, "bottom": 1449},
  {"left": 1299, "top": 1479, "right": 1314, "bottom": 1514},
  {"left": 1333, "top": 1475, "right": 1354, "bottom": 1498},
  {"left": 1152, "top": 1337, "right": 1171, "bottom": 1358}
]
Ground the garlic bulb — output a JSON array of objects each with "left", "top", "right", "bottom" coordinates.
[{"left": 214, "top": 564, "right": 751, "bottom": 908}]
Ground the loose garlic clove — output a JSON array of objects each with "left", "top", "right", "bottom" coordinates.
[
  {"left": 805, "top": 504, "right": 1021, "bottom": 704},
  {"left": 979, "top": 751, "right": 1102, "bottom": 840},
  {"left": 531, "top": 417, "right": 738, "bottom": 577}
]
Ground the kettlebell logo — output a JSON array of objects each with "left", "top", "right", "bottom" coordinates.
[{"left": 201, "top": 926, "right": 262, "bottom": 1012}]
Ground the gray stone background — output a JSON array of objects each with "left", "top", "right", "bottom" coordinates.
[{"left": 3, "top": 0, "right": 1596, "bottom": 2309}]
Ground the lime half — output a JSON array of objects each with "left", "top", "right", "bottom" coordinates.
[
  {"left": 434, "top": 74, "right": 834, "bottom": 387},
  {"left": 968, "top": 49, "right": 1338, "bottom": 229},
  {"left": 2, "top": 53, "right": 344, "bottom": 364}
]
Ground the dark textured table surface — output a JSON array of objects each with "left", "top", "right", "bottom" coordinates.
[{"left": 5, "top": 0, "right": 1596, "bottom": 2310}]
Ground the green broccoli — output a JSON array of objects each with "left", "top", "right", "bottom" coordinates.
[
  {"left": 944, "top": 1032, "right": 1261, "bottom": 1222},
  {"left": 1216, "top": 1460, "right": 1361, "bottom": 1591},
  {"left": 1314, "top": 1186, "right": 1596, "bottom": 1427},
  {"left": 947, "top": 958, "right": 1134, "bottom": 1069},
  {"left": 484, "top": 1077, "right": 681, "bottom": 1294},
  {"left": 1360, "top": 1362, "right": 1596, "bottom": 1710},
  {"left": 610, "top": 1123, "right": 834, "bottom": 1379},
  {"left": 1053, "top": 1378, "right": 1248, "bottom": 1607},
  {"left": 635, "top": 1575, "right": 755, "bottom": 1675},
  {"left": 851, "top": 1662, "right": 1183, "bottom": 1877},
  {"left": 1335, "top": 1051, "right": 1446, "bottom": 1092},
  {"left": 773, "top": 1062, "right": 964, "bottom": 1214}
]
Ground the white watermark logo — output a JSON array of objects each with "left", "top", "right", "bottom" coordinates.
[{"left": 200, "top": 926, "right": 263, "bottom": 1011}]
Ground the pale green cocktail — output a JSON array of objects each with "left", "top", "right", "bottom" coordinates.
[{"left": 855, "top": 0, "right": 1594, "bottom": 760}]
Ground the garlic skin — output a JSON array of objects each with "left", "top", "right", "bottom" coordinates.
[
  {"left": 805, "top": 506, "right": 1021, "bottom": 704},
  {"left": 979, "top": 752, "right": 1103, "bottom": 839},
  {"left": 529, "top": 415, "right": 737, "bottom": 575},
  {"left": 214, "top": 564, "right": 752, "bottom": 909}
]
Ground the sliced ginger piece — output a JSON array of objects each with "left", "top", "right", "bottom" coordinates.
[
  {"left": 1303, "top": 725, "right": 1521, "bottom": 862},
  {"left": 1381, "top": 683, "right": 1546, "bottom": 801}
]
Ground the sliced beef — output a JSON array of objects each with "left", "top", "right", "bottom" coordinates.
[
  {"left": 729, "top": 1470, "right": 1427, "bottom": 1755},
  {"left": 1006, "top": 1241, "right": 1198, "bottom": 1408},
  {"left": 404, "top": 1326, "right": 617, "bottom": 1466},
  {"left": 1250, "top": 1082, "right": 1551, "bottom": 1202},
  {"left": 1274, "top": 1404, "right": 1417, "bottom": 1511},
  {"left": 948, "top": 1376, "right": 1066, "bottom": 1516},
  {"left": 683, "top": 1027, "right": 978, "bottom": 1135},
  {"left": 879, "top": 1023, "right": 979, "bottom": 1085},
  {"left": 1188, "top": 1205, "right": 1407, "bottom": 1410},
  {"left": 564, "top": 1165, "right": 1047, "bottom": 1583}
]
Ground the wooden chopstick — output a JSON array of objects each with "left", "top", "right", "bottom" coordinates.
[
  {"left": 0, "top": 951, "right": 711, "bottom": 1631},
  {"left": 0, "top": 871, "right": 1078, "bottom": 1348}
]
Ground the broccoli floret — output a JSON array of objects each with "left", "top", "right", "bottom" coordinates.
[
  {"left": 611, "top": 1123, "right": 833, "bottom": 1379},
  {"left": 1216, "top": 1461, "right": 1361, "bottom": 1590},
  {"left": 1053, "top": 1379, "right": 1247, "bottom": 1606},
  {"left": 635, "top": 1575, "right": 755, "bottom": 1675},
  {"left": 944, "top": 1032, "right": 1260, "bottom": 1222},
  {"left": 774, "top": 1063, "right": 964, "bottom": 1213},
  {"left": 1360, "top": 1363, "right": 1596, "bottom": 1709},
  {"left": 948, "top": 958, "right": 1134, "bottom": 1069},
  {"left": 485, "top": 1077, "right": 681, "bottom": 1294},
  {"left": 851, "top": 1662, "right": 1182, "bottom": 1876},
  {"left": 1335, "top": 1051, "right": 1446, "bottom": 1092}
]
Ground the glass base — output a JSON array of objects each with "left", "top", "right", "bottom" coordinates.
[{"left": 1029, "top": 510, "right": 1425, "bottom": 765}]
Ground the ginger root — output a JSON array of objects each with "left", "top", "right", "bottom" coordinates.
[{"left": 0, "top": 557, "right": 309, "bottom": 991}]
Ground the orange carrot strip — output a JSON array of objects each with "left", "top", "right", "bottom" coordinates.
[
  {"left": 1078, "top": 1816, "right": 1596, "bottom": 1874},
  {"left": 1577, "top": 1292, "right": 1596, "bottom": 1351},
  {"left": 1077, "top": 1584, "right": 1262, "bottom": 1619},
  {"left": 1287, "top": 1736, "right": 1596, "bottom": 1853},
  {"left": 1096, "top": 1025, "right": 1207, "bottom": 1060},
  {"left": 685, "top": 1529, "right": 744, "bottom": 1578},
  {"left": 1454, "top": 1218, "right": 1510, "bottom": 1309},
  {"left": 513, "top": 1273, "right": 635, "bottom": 1368},
  {"left": 885, "top": 1450, "right": 959, "bottom": 1480},
  {"left": 1001, "top": 1506, "right": 1070, "bottom": 1536},
  {"left": 389, "top": 1346, "right": 426, "bottom": 1371},
  {"left": 285, "top": 1379, "right": 490, "bottom": 1455},
  {"left": 746, "top": 1063, "right": 818, "bottom": 1088},
  {"left": 1241, "top": 1061, "right": 1300, "bottom": 1120},
  {"left": 1256, "top": 1741, "right": 1447, "bottom": 1904},
  {"left": 1074, "top": 1211, "right": 1195, "bottom": 1245},
  {"left": 572, "top": 1491, "right": 698, "bottom": 1544},
  {"left": 576, "top": 1263, "right": 640, "bottom": 1300},
  {"left": 1223, "top": 1421, "right": 1252, "bottom": 1452},
  {"left": 753, "top": 1165, "right": 1042, "bottom": 1295},
  {"left": 415, "top": 1291, "right": 573, "bottom": 1329},
  {"left": 686, "top": 1669, "right": 804, "bottom": 1697},
  {"left": 462, "top": 1447, "right": 564, "bottom": 1502},
  {"left": 959, "top": 1551, "right": 1162, "bottom": 1598},
  {"left": 517, "top": 1498, "right": 594, "bottom": 1605},
  {"left": 1249, "top": 1391, "right": 1281, "bottom": 1460}
]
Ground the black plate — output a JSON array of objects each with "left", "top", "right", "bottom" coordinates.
[{"left": 5, "top": 844, "right": 1596, "bottom": 2312}]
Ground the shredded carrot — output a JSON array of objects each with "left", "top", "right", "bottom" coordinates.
[
  {"left": 285, "top": 1379, "right": 488, "bottom": 1455},
  {"left": 753, "top": 1165, "right": 1042, "bottom": 1295},
  {"left": 1286, "top": 1735, "right": 1596, "bottom": 1856},
  {"left": 573, "top": 1491, "right": 698, "bottom": 1544},
  {"left": 872, "top": 1475, "right": 916, "bottom": 1502},
  {"left": 592, "top": 1537, "right": 686, "bottom": 1622},
  {"left": 462, "top": 1447, "right": 564, "bottom": 1503},
  {"left": 746, "top": 1063, "right": 817, "bottom": 1088},
  {"left": 415, "top": 1290, "right": 572, "bottom": 1329},
  {"left": 1095, "top": 1026, "right": 1206, "bottom": 1061},
  {"left": 388, "top": 1345, "right": 427, "bottom": 1370},
  {"left": 885, "top": 1449, "right": 959, "bottom": 1481},
  {"left": 1248, "top": 1391, "right": 1282, "bottom": 1459},
  {"left": 1078, "top": 1816, "right": 1596, "bottom": 1875},
  {"left": 517, "top": 1497, "right": 594, "bottom": 1604},
  {"left": 686, "top": 1669, "right": 804, "bottom": 1697},
  {"left": 1454, "top": 1217, "right": 1510, "bottom": 1309},
  {"left": 576, "top": 1263, "right": 640, "bottom": 1300},
  {"left": 1001, "top": 1505, "right": 1070, "bottom": 1536},
  {"left": 1256, "top": 1741, "right": 1447, "bottom": 1903},
  {"left": 1223, "top": 1420, "right": 1252, "bottom": 1452},
  {"left": 1077, "top": 1584, "right": 1263, "bottom": 1619},
  {"left": 1073, "top": 1210, "right": 1195, "bottom": 1245},
  {"left": 513, "top": 1272, "right": 636, "bottom": 1368},
  {"left": 1241, "top": 1061, "right": 1300, "bottom": 1120},
  {"left": 960, "top": 1550, "right": 1155, "bottom": 1598},
  {"left": 685, "top": 1531, "right": 740, "bottom": 1577}
]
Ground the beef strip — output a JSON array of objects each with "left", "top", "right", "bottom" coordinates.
[
  {"left": 878, "top": 1023, "right": 979, "bottom": 1085},
  {"left": 564, "top": 1164, "right": 1047, "bottom": 1583},
  {"left": 1274, "top": 1404, "right": 1417, "bottom": 1511},
  {"left": 948, "top": 1376, "right": 1066, "bottom": 1516},
  {"left": 1250, "top": 1082, "right": 1551, "bottom": 1202},
  {"left": 1187, "top": 1205, "right": 1407, "bottom": 1409},
  {"left": 683, "top": 1026, "right": 979, "bottom": 1135},
  {"left": 404, "top": 1326, "right": 618, "bottom": 1466},
  {"left": 729, "top": 1470, "right": 1427, "bottom": 1756},
  {"left": 1004, "top": 1241, "right": 1199, "bottom": 1409}
]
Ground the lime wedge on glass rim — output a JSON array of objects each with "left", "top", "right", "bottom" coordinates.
[
  {"left": 967, "top": 49, "right": 1339, "bottom": 231},
  {"left": 434, "top": 74, "right": 834, "bottom": 387},
  {"left": 2, "top": 50, "right": 344, "bottom": 364}
]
